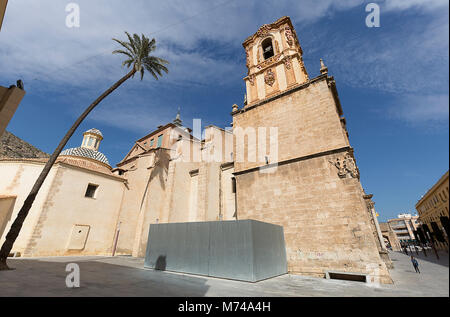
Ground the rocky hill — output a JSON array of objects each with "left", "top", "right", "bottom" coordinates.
[{"left": 0, "top": 131, "right": 49, "bottom": 159}]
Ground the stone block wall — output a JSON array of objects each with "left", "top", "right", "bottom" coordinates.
[{"left": 235, "top": 151, "right": 392, "bottom": 283}]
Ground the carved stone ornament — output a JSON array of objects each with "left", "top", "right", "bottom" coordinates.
[
  {"left": 248, "top": 74, "right": 255, "bottom": 86},
  {"left": 285, "top": 26, "right": 293, "bottom": 47},
  {"left": 299, "top": 57, "right": 309, "bottom": 80},
  {"left": 264, "top": 68, "right": 276, "bottom": 86},
  {"left": 246, "top": 49, "right": 250, "bottom": 67},
  {"left": 366, "top": 200, "right": 375, "bottom": 210},
  {"left": 284, "top": 56, "right": 292, "bottom": 70},
  {"left": 329, "top": 153, "right": 359, "bottom": 179},
  {"left": 257, "top": 53, "right": 282, "bottom": 70},
  {"left": 256, "top": 24, "right": 272, "bottom": 37}
]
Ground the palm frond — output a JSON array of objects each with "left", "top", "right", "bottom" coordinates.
[
  {"left": 112, "top": 49, "right": 134, "bottom": 59},
  {"left": 112, "top": 38, "right": 133, "bottom": 55},
  {"left": 112, "top": 32, "right": 169, "bottom": 80},
  {"left": 124, "top": 31, "right": 138, "bottom": 55}
]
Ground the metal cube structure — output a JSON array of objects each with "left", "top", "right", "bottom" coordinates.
[{"left": 144, "top": 220, "right": 287, "bottom": 282}]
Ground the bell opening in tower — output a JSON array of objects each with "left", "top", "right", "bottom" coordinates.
[{"left": 262, "top": 38, "right": 274, "bottom": 60}]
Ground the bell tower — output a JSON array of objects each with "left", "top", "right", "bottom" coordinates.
[
  {"left": 243, "top": 16, "right": 309, "bottom": 106},
  {"left": 232, "top": 17, "right": 393, "bottom": 284}
]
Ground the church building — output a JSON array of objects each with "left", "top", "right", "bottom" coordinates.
[{"left": 0, "top": 16, "right": 392, "bottom": 283}]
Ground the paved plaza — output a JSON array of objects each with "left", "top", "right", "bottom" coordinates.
[{"left": 0, "top": 251, "right": 448, "bottom": 297}]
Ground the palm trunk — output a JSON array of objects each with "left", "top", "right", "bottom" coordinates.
[{"left": 0, "top": 68, "right": 136, "bottom": 270}]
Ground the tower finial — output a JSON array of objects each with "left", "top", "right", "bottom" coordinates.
[
  {"left": 320, "top": 58, "right": 328, "bottom": 75},
  {"left": 173, "top": 107, "right": 182, "bottom": 126}
]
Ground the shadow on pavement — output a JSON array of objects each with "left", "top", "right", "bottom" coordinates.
[
  {"left": 0, "top": 258, "right": 211, "bottom": 297},
  {"left": 396, "top": 250, "right": 449, "bottom": 267}
]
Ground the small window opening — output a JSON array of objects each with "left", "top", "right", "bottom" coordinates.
[
  {"left": 327, "top": 272, "right": 367, "bottom": 283},
  {"left": 85, "top": 184, "right": 99, "bottom": 198},
  {"left": 157, "top": 134, "right": 164, "bottom": 147},
  {"left": 262, "top": 38, "right": 274, "bottom": 60}
]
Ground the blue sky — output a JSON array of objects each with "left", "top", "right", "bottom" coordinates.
[{"left": 0, "top": 0, "right": 448, "bottom": 221}]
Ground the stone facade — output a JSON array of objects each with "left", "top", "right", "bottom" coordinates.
[
  {"left": 232, "top": 16, "right": 392, "bottom": 283},
  {"left": 363, "top": 193, "right": 393, "bottom": 269},
  {"left": 416, "top": 171, "right": 449, "bottom": 250},
  {"left": 113, "top": 122, "right": 236, "bottom": 257}
]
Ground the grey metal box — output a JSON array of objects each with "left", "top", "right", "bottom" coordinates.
[{"left": 144, "top": 219, "right": 287, "bottom": 282}]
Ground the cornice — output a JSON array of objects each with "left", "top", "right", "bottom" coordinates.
[
  {"left": 415, "top": 170, "right": 449, "bottom": 208},
  {"left": 243, "top": 16, "right": 292, "bottom": 47},
  {"left": 233, "top": 73, "right": 329, "bottom": 116},
  {"left": 233, "top": 146, "right": 353, "bottom": 176}
]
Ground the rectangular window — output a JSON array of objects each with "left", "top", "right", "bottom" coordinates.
[
  {"left": 150, "top": 139, "right": 154, "bottom": 147},
  {"left": 157, "top": 135, "right": 163, "bottom": 147},
  {"left": 85, "top": 184, "right": 99, "bottom": 198}
]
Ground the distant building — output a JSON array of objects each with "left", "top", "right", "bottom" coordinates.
[
  {"left": 387, "top": 214, "right": 419, "bottom": 243},
  {"left": 0, "top": 84, "right": 26, "bottom": 139},
  {"left": 379, "top": 222, "right": 401, "bottom": 251},
  {"left": 415, "top": 171, "right": 449, "bottom": 251},
  {"left": 0, "top": 0, "right": 7, "bottom": 31}
]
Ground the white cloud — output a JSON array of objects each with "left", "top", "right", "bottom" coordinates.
[
  {"left": 389, "top": 94, "right": 449, "bottom": 125},
  {"left": 0, "top": 0, "right": 369, "bottom": 86},
  {"left": 0, "top": 0, "right": 448, "bottom": 129},
  {"left": 382, "top": 0, "right": 449, "bottom": 12}
]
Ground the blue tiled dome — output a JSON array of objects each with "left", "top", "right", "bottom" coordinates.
[{"left": 60, "top": 147, "right": 110, "bottom": 166}]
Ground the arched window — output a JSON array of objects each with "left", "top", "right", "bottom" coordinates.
[{"left": 261, "top": 38, "right": 274, "bottom": 60}]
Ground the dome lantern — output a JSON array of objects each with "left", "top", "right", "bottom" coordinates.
[{"left": 81, "top": 128, "right": 103, "bottom": 151}]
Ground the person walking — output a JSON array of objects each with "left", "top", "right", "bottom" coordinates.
[{"left": 411, "top": 256, "right": 420, "bottom": 273}]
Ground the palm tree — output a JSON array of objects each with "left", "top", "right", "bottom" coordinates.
[{"left": 0, "top": 32, "right": 168, "bottom": 270}]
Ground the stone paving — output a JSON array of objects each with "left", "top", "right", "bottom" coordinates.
[{"left": 0, "top": 250, "right": 448, "bottom": 297}]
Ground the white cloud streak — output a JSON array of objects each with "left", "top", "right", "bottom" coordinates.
[{"left": 0, "top": 0, "right": 448, "bottom": 130}]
